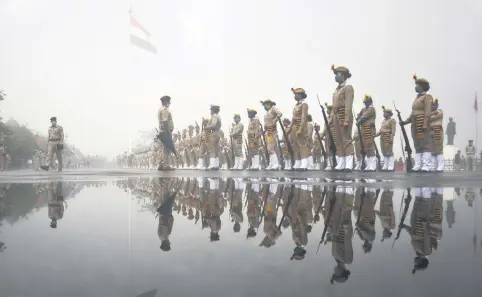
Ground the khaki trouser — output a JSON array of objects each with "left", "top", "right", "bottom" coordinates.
[
  {"left": 431, "top": 126, "right": 443, "bottom": 155},
  {"left": 411, "top": 115, "right": 431, "bottom": 153},
  {"left": 290, "top": 129, "right": 310, "bottom": 161},
  {"left": 44, "top": 141, "right": 63, "bottom": 170},
  {"left": 158, "top": 144, "right": 170, "bottom": 167},
  {"left": 361, "top": 124, "right": 375, "bottom": 157},
  {"left": 233, "top": 138, "right": 243, "bottom": 157},
  {"left": 467, "top": 156, "right": 475, "bottom": 171},
  {"left": 266, "top": 131, "right": 279, "bottom": 155},
  {"left": 380, "top": 132, "right": 394, "bottom": 157},
  {"left": 333, "top": 114, "right": 354, "bottom": 156},
  {"left": 209, "top": 131, "right": 221, "bottom": 158}
]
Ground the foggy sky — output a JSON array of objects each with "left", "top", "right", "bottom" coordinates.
[{"left": 1, "top": 0, "right": 481, "bottom": 157}]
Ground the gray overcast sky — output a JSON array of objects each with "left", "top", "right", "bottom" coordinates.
[{"left": 1, "top": 0, "right": 481, "bottom": 157}]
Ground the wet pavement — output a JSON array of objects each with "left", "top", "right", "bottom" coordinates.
[{"left": 0, "top": 175, "right": 481, "bottom": 297}]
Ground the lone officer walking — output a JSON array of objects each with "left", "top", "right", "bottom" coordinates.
[{"left": 41, "top": 117, "right": 64, "bottom": 171}]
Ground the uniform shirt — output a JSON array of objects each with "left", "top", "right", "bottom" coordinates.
[
  {"left": 429, "top": 109, "right": 443, "bottom": 127},
  {"left": 466, "top": 145, "right": 476, "bottom": 156},
  {"left": 357, "top": 106, "right": 376, "bottom": 126},
  {"left": 332, "top": 82, "right": 354, "bottom": 122},
  {"left": 158, "top": 106, "right": 174, "bottom": 132},
  {"left": 206, "top": 114, "right": 221, "bottom": 131},
  {"left": 231, "top": 123, "right": 244, "bottom": 140},
  {"left": 264, "top": 106, "right": 282, "bottom": 129},
  {"left": 48, "top": 125, "right": 64, "bottom": 142}
]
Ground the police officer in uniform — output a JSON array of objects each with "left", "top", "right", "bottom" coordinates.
[
  {"left": 205, "top": 105, "right": 222, "bottom": 170},
  {"left": 246, "top": 109, "right": 262, "bottom": 170},
  {"left": 41, "top": 117, "right": 64, "bottom": 171},
  {"left": 402, "top": 75, "right": 434, "bottom": 172},
  {"left": 429, "top": 99, "right": 444, "bottom": 172},
  {"left": 331, "top": 65, "right": 355, "bottom": 171},
  {"left": 230, "top": 114, "right": 244, "bottom": 170},
  {"left": 356, "top": 95, "right": 377, "bottom": 171},
  {"left": 261, "top": 99, "right": 283, "bottom": 170},
  {"left": 376, "top": 106, "right": 396, "bottom": 171},
  {"left": 290, "top": 88, "right": 310, "bottom": 171},
  {"left": 466, "top": 140, "right": 476, "bottom": 172},
  {"left": 157, "top": 96, "right": 175, "bottom": 171}
]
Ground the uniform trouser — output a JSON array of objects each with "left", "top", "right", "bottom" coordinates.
[
  {"left": 380, "top": 135, "right": 394, "bottom": 157},
  {"left": 333, "top": 118, "right": 354, "bottom": 156},
  {"left": 290, "top": 130, "right": 310, "bottom": 160},
  {"left": 411, "top": 122, "right": 432, "bottom": 153},
  {"left": 0, "top": 156, "right": 5, "bottom": 171},
  {"left": 467, "top": 156, "right": 475, "bottom": 171},
  {"left": 267, "top": 132, "right": 279, "bottom": 155},
  {"left": 431, "top": 126, "right": 443, "bottom": 155},
  {"left": 44, "top": 141, "right": 63, "bottom": 169},
  {"left": 209, "top": 132, "right": 221, "bottom": 158},
  {"left": 233, "top": 139, "right": 243, "bottom": 157},
  {"left": 361, "top": 126, "right": 375, "bottom": 157},
  {"left": 158, "top": 144, "right": 170, "bottom": 167}
]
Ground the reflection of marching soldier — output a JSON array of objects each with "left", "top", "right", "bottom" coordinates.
[
  {"left": 466, "top": 140, "right": 476, "bottom": 172},
  {"left": 47, "top": 181, "right": 64, "bottom": 228},
  {"left": 376, "top": 188, "right": 396, "bottom": 242},
  {"left": 259, "top": 180, "right": 282, "bottom": 248},
  {"left": 230, "top": 114, "right": 244, "bottom": 170},
  {"left": 330, "top": 183, "right": 354, "bottom": 284},
  {"left": 246, "top": 109, "right": 262, "bottom": 170},
  {"left": 157, "top": 96, "right": 175, "bottom": 171},
  {"left": 290, "top": 88, "right": 310, "bottom": 171},
  {"left": 246, "top": 181, "right": 262, "bottom": 238},
  {"left": 205, "top": 105, "right": 222, "bottom": 170},
  {"left": 156, "top": 178, "right": 175, "bottom": 252},
  {"left": 430, "top": 188, "right": 444, "bottom": 248},
  {"left": 261, "top": 99, "right": 283, "bottom": 171},
  {"left": 376, "top": 106, "right": 396, "bottom": 171},
  {"left": 401, "top": 188, "right": 435, "bottom": 274},
  {"left": 429, "top": 99, "right": 444, "bottom": 172},
  {"left": 357, "top": 95, "right": 377, "bottom": 172},
  {"left": 465, "top": 187, "right": 476, "bottom": 207},
  {"left": 207, "top": 178, "right": 224, "bottom": 241},
  {"left": 401, "top": 75, "right": 434, "bottom": 172},
  {"left": 354, "top": 185, "right": 377, "bottom": 254},
  {"left": 230, "top": 178, "right": 245, "bottom": 233},
  {"left": 289, "top": 181, "right": 313, "bottom": 260},
  {"left": 41, "top": 117, "right": 64, "bottom": 171},
  {"left": 331, "top": 65, "right": 355, "bottom": 171}
]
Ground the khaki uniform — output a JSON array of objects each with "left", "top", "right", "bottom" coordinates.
[
  {"left": 47, "top": 182, "right": 64, "bottom": 227},
  {"left": 430, "top": 188, "right": 443, "bottom": 242},
  {"left": 354, "top": 188, "right": 377, "bottom": 252},
  {"left": 332, "top": 187, "right": 354, "bottom": 266},
  {"left": 264, "top": 107, "right": 282, "bottom": 155},
  {"left": 290, "top": 103, "right": 310, "bottom": 162},
  {"left": 332, "top": 83, "right": 354, "bottom": 156},
  {"left": 157, "top": 106, "right": 174, "bottom": 167},
  {"left": 376, "top": 189, "right": 396, "bottom": 232},
  {"left": 44, "top": 125, "right": 64, "bottom": 170},
  {"left": 466, "top": 144, "right": 476, "bottom": 172},
  {"left": 357, "top": 106, "right": 376, "bottom": 157},
  {"left": 378, "top": 118, "right": 396, "bottom": 157},
  {"left": 247, "top": 118, "right": 262, "bottom": 155},
  {"left": 429, "top": 109, "right": 443, "bottom": 155},
  {"left": 406, "top": 191, "right": 434, "bottom": 265},
  {"left": 406, "top": 94, "right": 433, "bottom": 153},
  {"left": 290, "top": 185, "right": 313, "bottom": 249},
  {"left": 231, "top": 123, "right": 244, "bottom": 157},
  {"left": 206, "top": 114, "right": 222, "bottom": 159}
]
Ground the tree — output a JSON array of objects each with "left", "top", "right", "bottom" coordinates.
[{"left": 0, "top": 90, "right": 5, "bottom": 101}]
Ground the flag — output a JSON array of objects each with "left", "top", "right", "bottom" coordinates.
[
  {"left": 129, "top": 12, "right": 157, "bottom": 54},
  {"left": 475, "top": 92, "right": 478, "bottom": 112}
]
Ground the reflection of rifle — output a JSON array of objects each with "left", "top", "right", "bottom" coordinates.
[
  {"left": 393, "top": 101, "right": 413, "bottom": 171},
  {"left": 259, "top": 124, "right": 270, "bottom": 166},
  {"left": 277, "top": 119, "right": 294, "bottom": 167},
  {"left": 392, "top": 188, "right": 412, "bottom": 249},
  {"left": 277, "top": 184, "right": 295, "bottom": 230},
  {"left": 317, "top": 185, "right": 337, "bottom": 254},
  {"left": 355, "top": 114, "right": 367, "bottom": 171},
  {"left": 317, "top": 95, "right": 337, "bottom": 168},
  {"left": 311, "top": 187, "right": 327, "bottom": 228}
]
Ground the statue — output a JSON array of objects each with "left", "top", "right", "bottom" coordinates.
[{"left": 446, "top": 117, "right": 456, "bottom": 145}]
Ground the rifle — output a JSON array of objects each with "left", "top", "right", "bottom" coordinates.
[
  {"left": 392, "top": 188, "right": 412, "bottom": 249},
  {"left": 354, "top": 114, "right": 367, "bottom": 171},
  {"left": 393, "top": 101, "right": 413, "bottom": 171},
  {"left": 259, "top": 124, "right": 270, "bottom": 166},
  {"left": 316, "top": 185, "right": 337, "bottom": 254},
  {"left": 314, "top": 125, "right": 328, "bottom": 169},
  {"left": 316, "top": 95, "right": 337, "bottom": 168},
  {"left": 277, "top": 119, "right": 294, "bottom": 167}
]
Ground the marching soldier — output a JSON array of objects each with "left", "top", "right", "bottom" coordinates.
[
  {"left": 312, "top": 123, "right": 322, "bottom": 170},
  {"left": 41, "top": 117, "right": 64, "bottom": 171},
  {"left": 466, "top": 140, "right": 476, "bottom": 172},
  {"left": 230, "top": 114, "right": 244, "bottom": 170},
  {"left": 290, "top": 88, "right": 310, "bottom": 171},
  {"left": 188, "top": 125, "right": 197, "bottom": 169},
  {"left": 306, "top": 115, "right": 315, "bottom": 170},
  {"left": 429, "top": 99, "right": 444, "bottom": 172},
  {"left": 375, "top": 188, "right": 396, "bottom": 242},
  {"left": 156, "top": 96, "right": 175, "bottom": 171},
  {"left": 401, "top": 74, "right": 434, "bottom": 172},
  {"left": 246, "top": 108, "right": 262, "bottom": 170},
  {"left": 205, "top": 105, "right": 222, "bottom": 170},
  {"left": 261, "top": 99, "right": 283, "bottom": 170},
  {"left": 321, "top": 103, "right": 335, "bottom": 170},
  {"left": 197, "top": 118, "right": 210, "bottom": 169},
  {"left": 356, "top": 95, "right": 377, "bottom": 172},
  {"left": 281, "top": 118, "right": 293, "bottom": 171},
  {"left": 331, "top": 65, "right": 355, "bottom": 171},
  {"left": 376, "top": 106, "right": 396, "bottom": 171}
]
